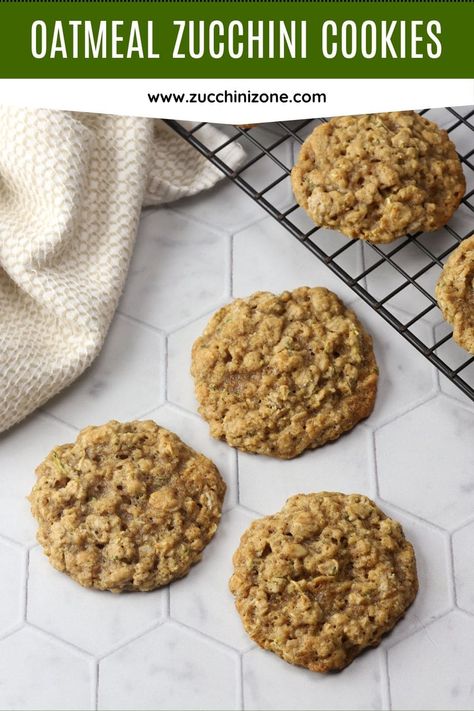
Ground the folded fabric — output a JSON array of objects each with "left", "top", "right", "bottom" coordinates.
[{"left": 0, "top": 106, "right": 244, "bottom": 433}]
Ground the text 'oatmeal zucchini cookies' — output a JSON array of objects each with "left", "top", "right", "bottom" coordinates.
[
  {"left": 229, "top": 492, "right": 418, "bottom": 673},
  {"left": 191, "top": 287, "right": 378, "bottom": 459},
  {"left": 29, "top": 420, "right": 226, "bottom": 593},
  {"left": 291, "top": 111, "right": 465, "bottom": 244},
  {"left": 435, "top": 235, "right": 474, "bottom": 355}
]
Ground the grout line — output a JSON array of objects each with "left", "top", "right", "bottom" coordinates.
[
  {"left": 236, "top": 502, "right": 265, "bottom": 518},
  {"left": 449, "top": 512, "right": 474, "bottom": 535},
  {"left": 159, "top": 400, "right": 199, "bottom": 421},
  {"left": 93, "top": 660, "right": 99, "bottom": 711},
  {"left": 229, "top": 232, "right": 235, "bottom": 298},
  {"left": 375, "top": 497, "right": 449, "bottom": 534},
  {"left": 96, "top": 619, "right": 164, "bottom": 662},
  {"left": 163, "top": 298, "right": 231, "bottom": 336},
  {"left": 385, "top": 608, "right": 453, "bottom": 653},
  {"left": 162, "top": 334, "right": 169, "bottom": 404},
  {"left": 133, "top": 404, "right": 165, "bottom": 421},
  {"left": 22, "top": 548, "right": 30, "bottom": 623},
  {"left": 436, "top": 391, "right": 474, "bottom": 417},
  {"left": 431, "top": 321, "right": 443, "bottom": 394},
  {"left": 168, "top": 617, "right": 243, "bottom": 658},
  {"left": 229, "top": 448, "right": 239, "bottom": 511},
  {"left": 0, "top": 623, "right": 25, "bottom": 644},
  {"left": 371, "top": 390, "right": 439, "bottom": 433},
  {"left": 448, "top": 533, "right": 458, "bottom": 609},
  {"left": 238, "top": 653, "right": 244, "bottom": 711},
  {"left": 438, "top": 388, "right": 474, "bottom": 411},
  {"left": 27, "top": 621, "right": 95, "bottom": 660},
  {"left": 383, "top": 648, "right": 393, "bottom": 711},
  {"left": 368, "top": 429, "right": 379, "bottom": 500},
  {"left": 168, "top": 203, "right": 234, "bottom": 236},
  {"left": 116, "top": 311, "right": 166, "bottom": 337},
  {"left": 0, "top": 530, "right": 31, "bottom": 550},
  {"left": 40, "top": 409, "right": 79, "bottom": 432},
  {"left": 39, "top": 409, "right": 80, "bottom": 432},
  {"left": 360, "top": 242, "right": 369, "bottom": 292},
  {"left": 170, "top": 202, "right": 262, "bottom": 238},
  {"left": 235, "top": 451, "right": 241, "bottom": 506}
]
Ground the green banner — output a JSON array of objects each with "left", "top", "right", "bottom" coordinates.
[{"left": 0, "top": 1, "right": 472, "bottom": 79}]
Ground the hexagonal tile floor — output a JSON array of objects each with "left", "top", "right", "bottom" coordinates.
[{"left": 0, "top": 122, "right": 473, "bottom": 710}]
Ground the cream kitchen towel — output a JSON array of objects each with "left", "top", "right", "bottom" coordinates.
[{"left": 0, "top": 106, "right": 244, "bottom": 432}]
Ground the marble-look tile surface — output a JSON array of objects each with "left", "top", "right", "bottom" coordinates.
[
  {"left": 238, "top": 425, "right": 375, "bottom": 514},
  {"left": 452, "top": 521, "right": 474, "bottom": 614},
  {"left": 233, "top": 215, "right": 360, "bottom": 306},
  {"left": 98, "top": 623, "right": 240, "bottom": 710},
  {"left": 242, "top": 646, "right": 384, "bottom": 710},
  {"left": 388, "top": 611, "right": 474, "bottom": 710},
  {"left": 171, "top": 508, "right": 255, "bottom": 651},
  {"left": 376, "top": 396, "right": 474, "bottom": 529},
  {"left": 45, "top": 314, "right": 164, "bottom": 428},
  {"left": 27, "top": 547, "right": 166, "bottom": 657},
  {"left": 0, "top": 627, "right": 93, "bottom": 711},
  {"left": 373, "top": 504, "right": 453, "bottom": 643},
  {"left": 351, "top": 301, "right": 437, "bottom": 427},
  {"left": 0, "top": 540, "right": 25, "bottom": 636},
  {"left": 0, "top": 117, "right": 473, "bottom": 711},
  {"left": 167, "top": 312, "right": 218, "bottom": 414},
  {"left": 119, "top": 208, "right": 230, "bottom": 332},
  {"left": 0, "top": 413, "right": 76, "bottom": 545}
]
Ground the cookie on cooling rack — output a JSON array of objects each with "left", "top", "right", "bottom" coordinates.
[
  {"left": 291, "top": 111, "right": 465, "bottom": 244},
  {"left": 191, "top": 287, "right": 378, "bottom": 459},
  {"left": 229, "top": 492, "right": 418, "bottom": 672},
  {"left": 29, "top": 420, "right": 226, "bottom": 592},
  {"left": 436, "top": 235, "right": 474, "bottom": 355}
]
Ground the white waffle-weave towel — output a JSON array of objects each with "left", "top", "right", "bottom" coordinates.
[{"left": 0, "top": 107, "right": 243, "bottom": 432}]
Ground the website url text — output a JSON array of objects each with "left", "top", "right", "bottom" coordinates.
[{"left": 147, "top": 89, "right": 327, "bottom": 105}]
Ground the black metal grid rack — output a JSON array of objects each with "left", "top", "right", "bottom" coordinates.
[{"left": 165, "top": 108, "right": 474, "bottom": 402}]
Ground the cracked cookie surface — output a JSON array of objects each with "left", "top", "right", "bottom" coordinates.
[
  {"left": 229, "top": 492, "right": 418, "bottom": 672},
  {"left": 191, "top": 287, "right": 378, "bottom": 459},
  {"left": 436, "top": 235, "right": 474, "bottom": 355},
  {"left": 29, "top": 420, "right": 226, "bottom": 592},
  {"left": 291, "top": 111, "right": 465, "bottom": 243}
]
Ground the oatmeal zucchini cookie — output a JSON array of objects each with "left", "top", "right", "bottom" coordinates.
[
  {"left": 291, "top": 111, "right": 465, "bottom": 243},
  {"left": 29, "top": 420, "right": 226, "bottom": 592},
  {"left": 230, "top": 492, "right": 418, "bottom": 672},
  {"left": 191, "top": 287, "right": 378, "bottom": 459},
  {"left": 436, "top": 235, "right": 474, "bottom": 355}
]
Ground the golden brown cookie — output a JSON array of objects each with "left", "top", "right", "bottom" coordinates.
[
  {"left": 230, "top": 492, "right": 418, "bottom": 672},
  {"left": 436, "top": 235, "right": 474, "bottom": 354},
  {"left": 291, "top": 112, "right": 465, "bottom": 243},
  {"left": 29, "top": 420, "right": 226, "bottom": 592},
  {"left": 191, "top": 287, "right": 378, "bottom": 459}
]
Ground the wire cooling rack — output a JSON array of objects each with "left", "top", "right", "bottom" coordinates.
[{"left": 165, "top": 108, "right": 474, "bottom": 401}]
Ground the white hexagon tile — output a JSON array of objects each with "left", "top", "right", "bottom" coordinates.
[
  {"left": 27, "top": 546, "right": 166, "bottom": 657},
  {"left": 118, "top": 207, "right": 231, "bottom": 332},
  {"left": 98, "top": 623, "right": 240, "bottom": 711},
  {"left": 1, "top": 120, "right": 474, "bottom": 711},
  {"left": 0, "top": 627, "right": 93, "bottom": 711},
  {"left": 0, "top": 413, "right": 77, "bottom": 545}
]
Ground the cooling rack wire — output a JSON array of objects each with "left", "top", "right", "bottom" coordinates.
[{"left": 165, "top": 107, "right": 474, "bottom": 401}]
